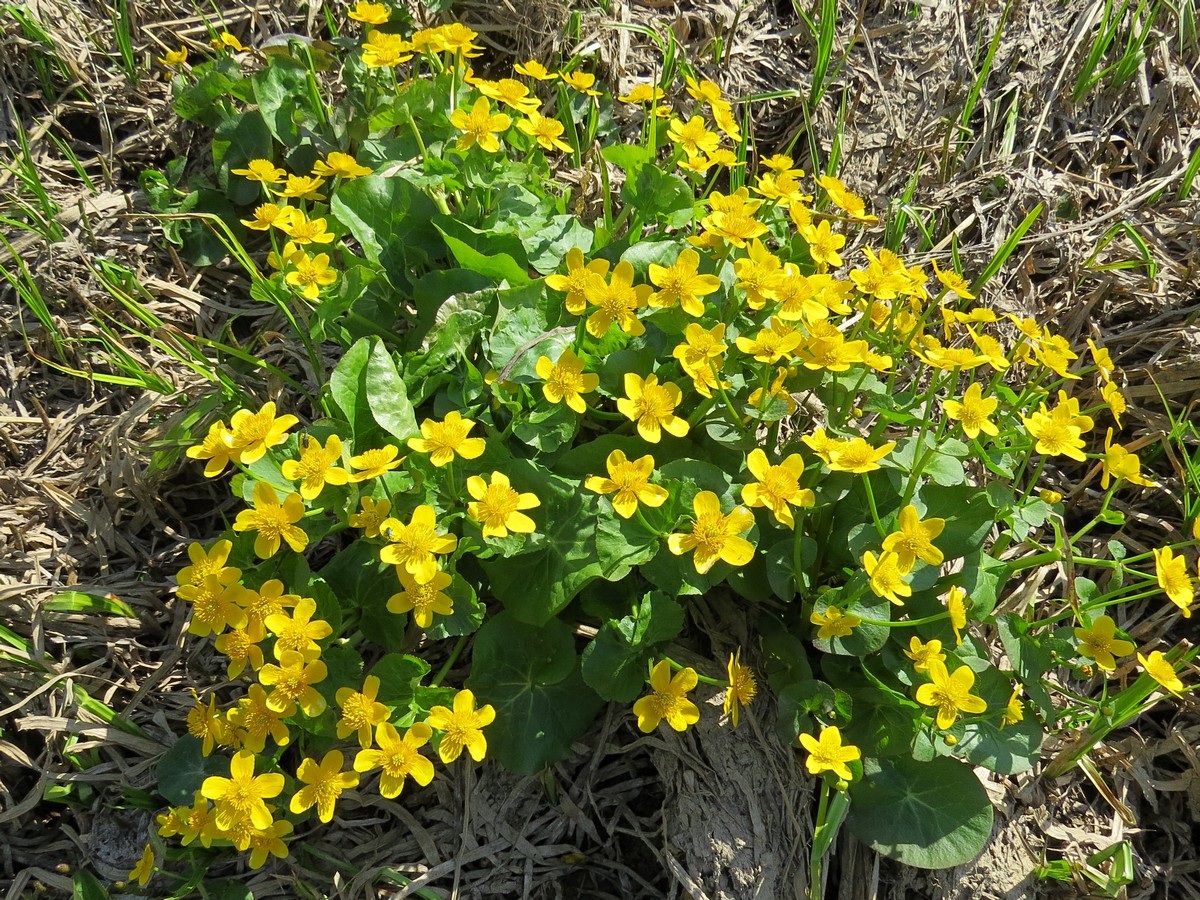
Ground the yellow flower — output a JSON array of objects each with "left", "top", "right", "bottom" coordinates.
[
  {"left": 273, "top": 174, "right": 327, "bottom": 200},
  {"left": 361, "top": 30, "right": 413, "bottom": 67},
  {"left": 129, "top": 844, "right": 154, "bottom": 887},
  {"left": 584, "top": 450, "right": 668, "bottom": 519},
  {"left": 825, "top": 437, "right": 895, "bottom": 474},
  {"left": 354, "top": 722, "right": 436, "bottom": 798},
  {"left": 931, "top": 258, "right": 975, "bottom": 299},
  {"left": 647, "top": 248, "right": 722, "bottom": 316},
  {"left": 618, "top": 83, "right": 665, "bottom": 104},
  {"left": 450, "top": 97, "right": 512, "bottom": 153},
  {"left": 290, "top": 750, "right": 359, "bottom": 823},
  {"left": 348, "top": 444, "right": 404, "bottom": 481},
  {"left": 516, "top": 111, "right": 573, "bottom": 152},
  {"left": 735, "top": 317, "right": 803, "bottom": 363},
  {"left": 1073, "top": 614, "right": 1135, "bottom": 671},
  {"left": 312, "top": 151, "right": 373, "bottom": 179},
  {"left": 479, "top": 77, "right": 541, "bottom": 114},
  {"left": 285, "top": 251, "right": 337, "bottom": 299},
  {"left": 632, "top": 660, "right": 700, "bottom": 732},
  {"left": 724, "top": 649, "right": 757, "bottom": 727},
  {"left": 1000, "top": 689, "right": 1025, "bottom": 728},
  {"left": 158, "top": 46, "right": 188, "bottom": 67},
  {"left": 668, "top": 116, "right": 721, "bottom": 156},
  {"left": 747, "top": 365, "right": 799, "bottom": 415},
  {"left": 915, "top": 660, "right": 988, "bottom": 729},
  {"left": 514, "top": 59, "right": 556, "bottom": 80},
  {"left": 379, "top": 505, "right": 458, "bottom": 584},
  {"left": 942, "top": 382, "right": 999, "bottom": 441},
  {"left": 945, "top": 586, "right": 968, "bottom": 644},
  {"left": 408, "top": 412, "right": 485, "bottom": 466},
  {"left": 582, "top": 260, "right": 651, "bottom": 338},
  {"left": 673, "top": 323, "right": 728, "bottom": 386},
  {"left": 799, "top": 221, "right": 846, "bottom": 269},
  {"left": 560, "top": 70, "right": 601, "bottom": 96},
  {"left": 1153, "top": 546, "right": 1193, "bottom": 617},
  {"left": 798, "top": 726, "right": 861, "bottom": 781},
  {"left": 1021, "top": 410, "right": 1086, "bottom": 461},
  {"left": 1032, "top": 333, "right": 1080, "bottom": 379},
  {"left": 240, "top": 202, "right": 299, "bottom": 232},
  {"left": 387, "top": 568, "right": 454, "bottom": 628},
  {"left": 616, "top": 372, "right": 689, "bottom": 443},
  {"left": 740, "top": 449, "right": 814, "bottom": 529},
  {"left": 546, "top": 248, "right": 610, "bottom": 316},
  {"left": 700, "top": 208, "right": 769, "bottom": 247},
  {"left": 535, "top": 348, "right": 599, "bottom": 413},
  {"left": 760, "top": 153, "right": 798, "bottom": 172},
  {"left": 467, "top": 472, "right": 540, "bottom": 538},
  {"left": 227, "top": 401, "right": 298, "bottom": 465},
  {"left": 1101, "top": 381, "right": 1127, "bottom": 426},
  {"left": 348, "top": 1, "right": 390, "bottom": 24},
  {"left": 1087, "top": 338, "right": 1115, "bottom": 381},
  {"left": 187, "top": 691, "right": 230, "bottom": 756},
  {"left": 904, "top": 636, "right": 946, "bottom": 672},
  {"left": 281, "top": 434, "right": 349, "bottom": 500},
  {"left": 228, "top": 684, "right": 291, "bottom": 752},
  {"left": 179, "top": 574, "right": 249, "bottom": 637},
  {"left": 668, "top": 490, "right": 755, "bottom": 574},
  {"left": 280, "top": 214, "right": 334, "bottom": 245},
  {"left": 212, "top": 32, "right": 248, "bottom": 52},
  {"left": 258, "top": 650, "right": 328, "bottom": 717},
  {"left": 213, "top": 620, "right": 266, "bottom": 680},
  {"left": 794, "top": 331, "right": 868, "bottom": 372},
  {"left": 244, "top": 818, "right": 292, "bottom": 869},
  {"left": 810, "top": 605, "right": 861, "bottom": 639},
  {"left": 232, "top": 482, "right": 309, "bottom": 559},
  {"left": 863, "top": 549, "right": 912, "bottom": 606},
  {"left": 348, "top": 495, "right": 392, "bottom": 537},
  {"left": 818, "top": 174, "right": 877, "bottom": 223},
  {"left": 882, "top": 505, "right": 946, "bottom": 569},
  {"left": 264, "top": 596, "right": 332, "bottom": 661},
  {"left": 201, "top": 749, "right": 285, "bottom": 831},
  {"left": 1138, "top": 650, "right": 1184, "bottom": 694},
  {"left": 1101, "top": 428, "right": 1155, "bottom": 489},
  {"left": 734, "top": 240, "right": 783, "bottom": 310},
  {"left": 232, "top": 158, "right": 285, "bottom": 184},
  {"left": 177, "top": 539, "right": 240, "bottom": 588},
  {"left": 187, "top": 420, "right": 240, "bottom": 476},
  {"left": 427, "top": 688, "right": 496, "bottom": 762}
]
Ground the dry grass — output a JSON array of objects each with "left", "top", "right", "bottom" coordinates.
[{"left": 1, "top": 0, "right": 1198, "bottom": 897}]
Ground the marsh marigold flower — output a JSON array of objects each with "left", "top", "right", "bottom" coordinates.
[
  {"left": 233, "top": 482, "right": 308, "bottom": 559},
  {"left": 945, "top": 586, "right": 968, "bottom": 644},
  {"left": 546, "top": 247, "right": 609, "bottom": 316},
  {"left": 668, "top": 491, "right": 755, "bottom": 575},
  {"left": 882, "top": 505, "right": 946, "bottom": 569},
  {"left": 560, "top": 70, "right": 601, "bottom": 95},
  {"left": 379, "top": 505, "right": 458, "bottom": 584},
  {"left": 232, "top": 158, "right": 285, "bottom": 184},
  {"left": 584, "top": 450, "right": 668, "bottom": 519},
  {"left": 388, "top": 568, "right": 454, "bottom": 628},
  {"left": 1139, "top": 650, "right": 1184, "bottom": 694},
  {"left": 228, "top": 401, "right": 298, "bottom": 465},
  {"left": 450, "top": 97, "right": 511, "bottom": 153},
  {"left": 1000, "top": 689, "right": 1025, "bottom": 728},
  {"left": 408, "top": 412, "right": 485, "bottom": 466},
  {"left": 799, "top": 221, "right": 846, "bottom": 269},
  {"left": 187, "top": 420, "right": 239, "bottom": 477},
  {"left": 810, "top": 606, "right": 861, "bottom": 640},
  {"left": 931, "top": 258, "right": 975, "bottom": 299},
  {"left": 187, "top": 691, "right": 230, "bottom": 756},
  {"left": 427, "top": 689, "right": 495, "bottom": 763},
  {"left": 467, "top": 472, "right": 539, "bottom": 538},
  {"left": 617, "top": 373, "right": 689, "bottom": 443},
  {"left": 280, "top": 214, "right": 334, "bottom": 245},
  {"left": 312, "top": 151, "right": 373, "bottom": 179},
  {"left": 1153, "top": 546, "right": 1193, "bottom": 617},
  {"left": 863, "top": 549, "right": 912, "bottom": 606},
  {"left": 904, "top": 636, "right": 946, "bottom": 672},
  {"left": 285, "top": 251, "right": 337, "bottom": 300},
  {"left": 633, "top": 660, "right": 700, "bottom": 732},
  {"left": 1073, "top": 615, "right": 1135, "bottom": 671},
  {"left": 514, "top": 59, "right": 556, "bottom": 80},
  {"left": 179, "top": 575, "right": 249, "bottom": 637},
  {"left": 362, "top": 30, "right": 413, "bottom": 67},
  {"left": 740, "top": 449, "right": 814, "bottom": 529},
  {"left": 281, "top": 434, "right": 348, "bottom": 500},
  {"left": 354, "top": 722, "right": 436, "bottom": 798},
  {"left": 273, "top": 174, "right": 327, "bottom": 201},
  {"left": 516, "top": 112, "right": 573, "bottom": 152},
  {"left": 535, "top": 348, "right": 598, "bottom": 413},
  {"left": 349, "top": 444, "right": 404, "bottom": 481},
  {"left": 214, "top": 620, "right": 266, "bottom": 680},
  {"left": 943, "top": 383, "right": 999, "bottom": 440},
  {"left": 240, "top": 202, "right": 298, "bottom": 232},
  {"left": 177, "top": 539, "right": 240, "bottom": 588},
  {"left": 799, "top": 726, "right": 860, "bottom": 781},
  {"left": 825, "top": 437, "right": 896, "bottom": 474},
  {"left": 290, "top": 750, "right": 359, "bottom": 823},
  {"left": 336, "top": 675, "right": 390, "bottom": 749},
  {"left": 582, "top": 260, "right": 651, "bottom": 338},
  {"left": 229, "top": 684, "right": 291, "bottom": 752},
  {"left": 1101, "top": 429, "right": 1155, "bottom": 489},
  {"left": 348, "top": 1, "right": 390, "bottom": 23},
  {"left": 1101, "top": 381, "right": 1127, "bottom": 426},
  {"left": 264, "top": 596, "right": 331, "bottom": 661},
  {"left": 201, "top": 749, "right": 285, "bottom": 831},
  {"left": 159, "top": 46, "right": 188, "bottom": 67},
  {"left": 916, "top": 660, "right": 987, "bottom": 729},
  {"left": 724, "top": 649, "right": 757, "bottom": 727},
  {"left": 648, "top": 248, "right": 721, "bottom": 316},
  {"left": 348, "top": 495, "right": 391, "bottom": 537},
  {"left": 258, "top": 650, "right": 328, "bottom": 717},
  {"left": 129, "top": 844, "right": 154, "bottom": 887}
]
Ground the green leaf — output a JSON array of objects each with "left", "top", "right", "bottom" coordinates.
[
  {"left": 251, "top": 56, "right": 310, "bottom": 146},
  {"left": 319, "top": 538, "right": 395, "bottom": 610},
  {"left": 365, "top": 340, "right": 419, "bottom": 442},
  {"left": 920, "top": 485, "right": 996, "bottom": 561},
  {"left": 958, "top": 551, "right": 1007, "bottom": 620},
  {"left": 370, "top": 653, "right": 430, "bottom": 710},
  {"left": 512, "top": 403, "right": 579, "bottom": 453},
  {"left": 72, "top": 870, "right": 109, "bottom": 900},
  {"left": 434, "top": 216, "right": 531, "bottom": 285},
  {"left": 847, "top": 755, "right": 994, "bottom": 868},
  {"left": 173, "top": 58, "right": 245, "bottom": 124},
  {"left": 332, "top": 174, "right": 443, "bottom": 288},
  {"left": 620, "top": 166, "right": 696, "bottom": 227},
  {"left": 213, "top": 111, "right": 273, "bottom": 205},
  {"left": 995, "top": 613, "right": 1055, "bottom": 725},
  {"left": 480, "top": 473, "right": 603, "bottom": 624},
  {"left": 426, "top": 574, "right": 486, "bottom": 639},
  {"left": 44, "top": 590, "right": 136, "bottom": 618},
  {"left": 155, "top": 735, "right": 226, "bottom": 805},
  {"left": 580, "top": 592, "right": 684, "bottom": 701},
  {"left": 466, "top": 612, "right": 604, "bottom": 774},
  {"left": 594, "top": 507, "right": 662, "bottom": 581}
]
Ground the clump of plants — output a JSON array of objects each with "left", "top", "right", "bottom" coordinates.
[{"left": 125, "top": 5, "right": 1196, "bottom": 895}]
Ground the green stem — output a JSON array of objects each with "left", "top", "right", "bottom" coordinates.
[
  {"left": 431, "top": 635, "right": 469, "bottom": 687},
  {"left": 862, "top": 475, "right": 887, "bottom": 539},
  {"left": 662, "top": 656, "right": 723, "bottom": 687}
]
